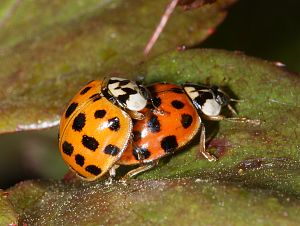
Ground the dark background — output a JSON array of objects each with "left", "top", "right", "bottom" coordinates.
[{"left": 202, "top": 0, "right": 300, "bottom": 73}]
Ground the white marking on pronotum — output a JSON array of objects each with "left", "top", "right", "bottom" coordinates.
[
  {"left": 201, "top": 99, "right": 221, "bottom": 116},
  {"left": 183, "top": 86, "right": 198, "bottom": 100},
  {"left": 125, "top": 92, "right": 147, "bottom": 111}
]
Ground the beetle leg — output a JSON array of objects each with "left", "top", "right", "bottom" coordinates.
[
  {"left": 227, "top": 104, "right": 238, "bottom": 116},
  {"left": 199, "top": 124, "right": 217, "bottom": 162},
  {"left": 127, "top": 110, "right": 145, "bottom": 120},
  {"left": 109, "top": 164, "right": 119, "bottom": 178},
  {"left": 201, "top": 114, "right": 261, "bottom": 126},
  {"left": 201, "top": 114, "right": 225, "bottom": 121},
  {"left": 152, "top": 107, "right": 167, "bottom": 116},
  {"left": 105, "top": 165, "right": 120, "bottom": 185},
  {"left": 224, "top": 117, "right": 261, "bottom": 125},
  {"left": 121, "top": 161, "right": 159, "bottom": 181}
]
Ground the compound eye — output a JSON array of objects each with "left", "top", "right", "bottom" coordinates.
[{"left": 216, "top": 92, "right": 229, "bottom": 106}]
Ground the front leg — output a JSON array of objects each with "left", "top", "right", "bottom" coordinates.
[
  {"left": 201, "top": 114, "right": 261, "bottom": 125},
  {"left": 127, "top": 110, "right": 145, "bottom": 120}
]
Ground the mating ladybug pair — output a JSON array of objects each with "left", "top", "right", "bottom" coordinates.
[{"left": 59, "top": 77, "right": 254, "bottom": 181}]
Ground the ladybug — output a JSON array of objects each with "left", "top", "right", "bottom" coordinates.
[
  {"left": 58, "top": 77, "right": 148, "bottom": 181},
  {"left": 182, "top": 84, "right": 236, "bottom": 121},
  {"left": 118, "top": 82, "right": 250, "bottom": 178}
]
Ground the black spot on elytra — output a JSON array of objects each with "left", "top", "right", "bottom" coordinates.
[
  {"left": 133, "top": 130, "right": 141, "bottom": 142},
  {"left": 75, "top": 154, "right": 85, "bottom": 166},
  {"left": 133, "top": 147, "right": 151, "bottom": 160},
  {"left": 94, "top": 110, "right": 106, "bottom": 119},
  {"left": 181, "top": 114, "right": 193, "bottom": 129},
  {"left": 82, "top": 135, "right": 99, "bottom": 151},
  {"left": 152, "top": 96, "right": 161, "bottom": 108},
  {"left": 104, "top": 144, "right": 120, "bottom": 156},
  {"left": 72, "top": 113, "right": 86, "bottom": 132},
  {"left": 89, "top": 93, "right": 98, "bottom": 99},
  {"left": 161, "top": 135, "right": 178, "bottom": 153},
  {"left": 89, "top": 93, "right": 102, "bottom": 101},
  {"left": 108, "top": 117, "right": 120, "bottom": 131},
  {"left": 171, "top": 100, "right": 185, "bottom": 109},
  {"left": 147, "top": 115, "right": 160, "bottom": 133},
  {"left": 93, "top": 96, "right": 102, "bottom": 101},
  {"left": 85, "top": 165, "right": 102, "bottom": 176},
  {"left": 62, "top": 141, "right": 74, "bottom": 156},
  {"left": 65, "top": 102, "right": 78, "bottom": 118},
  {"left": 80, "top": 86, "right": 92, "bottom": 95},
  {"left": 194, "top": 92, "right": 213, "bottom": 107}
]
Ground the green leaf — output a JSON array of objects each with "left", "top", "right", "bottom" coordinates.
[
  {"left": 7, "top": 180, "right": 47, "bottom": 214},
  {"left": 6, "top": 49, "right": 300, "bottom": 224},
  {"left": 0, "top": 0, "right": 235, "bottom": 133},
  {"left": 0, "top": 190, "right": 18, "bottom": 225}
]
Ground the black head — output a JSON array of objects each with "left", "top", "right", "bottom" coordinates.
[{"left": 210, "top": 86, "right": 230, "bottom": 107}]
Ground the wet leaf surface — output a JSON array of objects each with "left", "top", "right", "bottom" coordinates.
[
  {"left": 2, "top": 49, "right": 300, "bottom": 224},
  {"left": 0, "top": 0, "right": 234, "bottom": 133}
]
